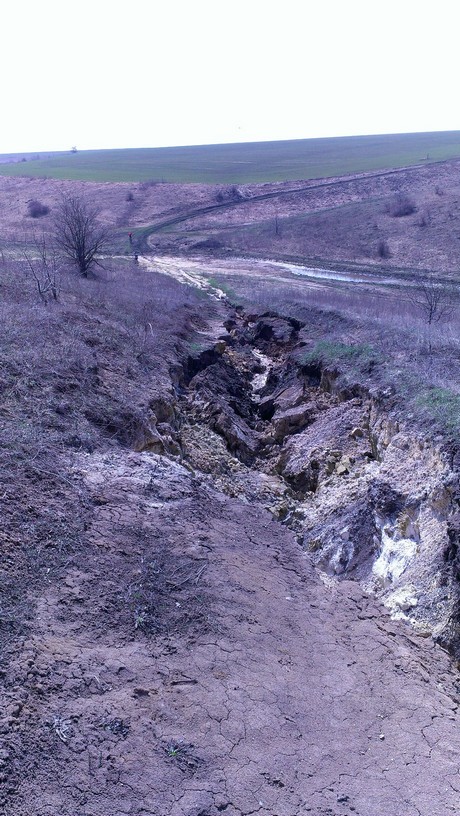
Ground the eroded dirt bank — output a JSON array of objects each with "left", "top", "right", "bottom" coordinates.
[
  {"left": 144, "top": 286, "right": 460, "bottom": 657},
  {"left": 2, "top": 294, "right": 460, "bottom": 816}
]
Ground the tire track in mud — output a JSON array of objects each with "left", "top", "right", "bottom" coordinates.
[{"left": 138, "top": 254, "right": 229, "bottom": 301}]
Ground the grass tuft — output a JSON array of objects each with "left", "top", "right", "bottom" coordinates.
[
  {"left": 415, "top": 386, "right": 460, "bottom": 434},
  {"left": 301, "top": 340, "right": 376, "bottom": 365}
]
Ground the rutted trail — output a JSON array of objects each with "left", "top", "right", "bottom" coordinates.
[
  {"left": 138, "top": 255, "right": 228, "bottom": 301},
  {"left": 137, "top": 253, "right": 453, "bottom": 310}
]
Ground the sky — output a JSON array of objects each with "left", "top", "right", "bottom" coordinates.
[{"left": 1, "top": 0, "right": 458, "bottom": 154}]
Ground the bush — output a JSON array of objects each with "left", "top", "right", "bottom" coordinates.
[
  {"left": 418, "top": 208, "right": 431, "bottom": 228},
  {"left": 377, "top": 239, "right": 390, "bottom": 259},
  {"left": 126, "top": 191, "right": 134, "bottom": 202},
  {"left": 28, "top": 199, "right": 50, "bottom": 218},
  {"left": 385, "top": 193, "right": 416, "bottom": 218},
  {"left": 215, "top": 186, "right": 246, "bottom": 203}
]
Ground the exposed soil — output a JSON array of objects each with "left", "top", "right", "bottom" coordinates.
[
  {"left": 2, "top": 263, "right": 460, "bottom": 815},
  {"left": 6, "top": 449, "right": 460, "bottom": 816},
  {"left": 2, "top": 166, "right": 460, "bottom": 815}
]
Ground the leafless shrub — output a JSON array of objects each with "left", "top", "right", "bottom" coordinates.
[
  {"left": 140, "top": 179, "right": 162, "bottom": 190},
  {"left": 28, "top": 199, "right": 50, "bottom": 218},
  {"left": 377, "top": 239, "right": 390, "bottom": 259},
  {"left": 385, "top": 193, "right": 417, "bottom": 218},
  {"left": 23, "top": 235, "right": 61, "bottom": 303},
  {"left": 126, "top": 191, "right": 134, "bottom": 202},
  {"left": 418, "top": 208, "right": 431, "bottom": 228},
  {"left": 215, "top": 186, "right": 246, "bottom": 203},
  {"left": 408, "top": 277, "right": 457, "bottom": 330}
]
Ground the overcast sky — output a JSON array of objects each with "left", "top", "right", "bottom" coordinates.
[{"left": 1, "top": 0, "right": 458, "bottom": 154}]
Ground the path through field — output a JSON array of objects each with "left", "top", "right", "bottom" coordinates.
[{"left": 138, "top": 254, "right": 441, "bottom": 302}]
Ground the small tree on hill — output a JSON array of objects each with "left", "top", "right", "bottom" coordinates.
[
  {"left": 54, "top": 196, "right": 109, "bottom": 277},
  {"left": 408, "top": 276, "right": 457, "bottom": 353}
]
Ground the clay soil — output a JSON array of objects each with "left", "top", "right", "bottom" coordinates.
[{"left": 2, "top": 166, "right": 460, "bottom": 815}]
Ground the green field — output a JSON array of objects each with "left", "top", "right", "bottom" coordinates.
[{"left": 1, "top": 131, "right": 460, "bottom": 184}]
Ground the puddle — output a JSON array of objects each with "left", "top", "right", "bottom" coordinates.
[{"left": 139, "top": 256, "right": 228, "bottom": 300}]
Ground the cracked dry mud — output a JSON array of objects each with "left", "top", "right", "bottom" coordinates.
[{"left": 2, "top": 294, "right": 460, "bottom": 816}]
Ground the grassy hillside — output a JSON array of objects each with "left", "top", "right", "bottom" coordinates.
[{"left": 1, "top": 132, "right": 460, "bottom": 184}]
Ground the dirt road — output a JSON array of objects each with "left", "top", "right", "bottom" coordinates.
[{"left": 138, "top": 254, "right": 446, "bottom": 308}]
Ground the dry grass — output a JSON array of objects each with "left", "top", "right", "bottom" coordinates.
[{"left": 0, "top": 256, "right": 215, "bottom": 660}]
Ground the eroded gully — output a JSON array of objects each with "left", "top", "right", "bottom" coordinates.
[{"left": 138, "top": 254, "right": 460, "bottom": 659}]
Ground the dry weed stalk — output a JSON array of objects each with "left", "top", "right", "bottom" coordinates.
[{"left": 23, "top": 234, "right": 60, "bottom": 303}]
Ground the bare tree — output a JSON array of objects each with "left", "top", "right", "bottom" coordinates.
[
  {"left": 24, "top": 234, "right": 60, "bottom": 303},
  {"left": 408, "top": 276, "right": 457, "bottom": 352},
  {"left": 53, "top": 196, "right": 109, "bottom": 277}
]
